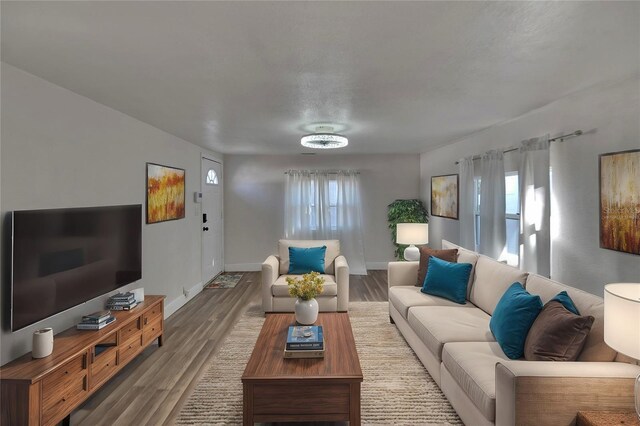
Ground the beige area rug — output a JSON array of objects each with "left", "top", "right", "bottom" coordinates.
[{"left": 176, "top": 302, "right": 462, "bottom": 425}]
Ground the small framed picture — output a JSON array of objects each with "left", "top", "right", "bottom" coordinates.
[
  {"left": 431, "top": 174, "right": 459, "bottom": 220},
  {"left": 146, "top": 162, "right": 186, "bottom": 224}
]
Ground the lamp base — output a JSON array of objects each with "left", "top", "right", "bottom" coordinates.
[{"left": 403, "top": 245, "right": 420, "bottom": 261}]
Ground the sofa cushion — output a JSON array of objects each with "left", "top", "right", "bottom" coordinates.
[
  {"left": 470, "top": 255, "right": 529, "bottom": 315},
  {"left": 489, "top": 283, "right": 543, "bottom": 359},
  {"left": 421, "top": 257, "right": 472, "bottom": 304},
  {"left": 524, "top": 301, "right": 594, "bottom": 361},
  {"left": 288, "top": 246, "right": 326, "bottom": 274},
  {"left": 279, "top": 239, "right": 340, "bottom": 275},
  {"left": 525, "top": 274, "right": 616, "bottom": 362},
  {"left": 272, "top": 274, "right": 337, "bottom": 297},
  {"left": 442, "top": 341, "right": 509, "bottom": 422},
  {"left": 415, "top": 247, "right": 458, "bottom": 287},
  {"left": 407, "top": 306, "right": 495, "bottom": 361},
  {"left": 388, "top": 286, "right": 473, "bottom": 319}
]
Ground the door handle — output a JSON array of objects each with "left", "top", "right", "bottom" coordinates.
[
  {"left": 203, "top": 213, "right": 208, "bottom": 223},
  {"left": 203, "top": 227, "right": 209, "bottom": 231}
]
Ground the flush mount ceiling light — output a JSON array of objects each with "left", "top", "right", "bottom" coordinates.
[{"left": 301, "top": 126, "right": 348, "bottom": 149}]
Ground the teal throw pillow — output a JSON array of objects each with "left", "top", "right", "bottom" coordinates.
[
  {"left": 490, "top": 282, "right": 543, "bottom": 359},
  {"left": 421, "top": 256, "right": 472, "bottom": 304},
  {"left": 288, "top": 246, "right": 326, "bottom": 274},
  {"left": 550, "top": 291, "right": 580, "bottom": 315}
]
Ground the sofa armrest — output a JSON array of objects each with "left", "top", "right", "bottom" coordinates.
[
  {"left": 261, "top": 255, "right": 280, "bottom": 312},
  {"left": 495, "top": 361, "right": 640, "bottom": 426},
  {"left": 387, "top": 261, "right": 419, "bottom": 288},
  {"left": 335, "top": 255, "right": 349, "bottom": 312}
]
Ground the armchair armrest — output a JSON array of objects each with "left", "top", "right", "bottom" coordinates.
[
  {"left": 495, "top": 361, "right": 640, "bottom": 426},
  {"left": 261, "top": 255, "right": 280, "bottom": 312},
  {"left": 335, "top": 255, "right": 349, "bottom": 312},
  {"left": 387, "top": 261, "right": 419, "bottom": 288}
]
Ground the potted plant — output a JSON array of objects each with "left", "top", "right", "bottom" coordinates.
[{"left": 286, "top": 272, "right": 325, "bottom": 325}]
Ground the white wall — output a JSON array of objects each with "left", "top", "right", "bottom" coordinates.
[
  {"left": 224, "top": 154, "right": 420, "bottom": 271},
  {"left": 419, "top": 74, "right": 640, "bottom": 296},
  {"left": 0, "top": 63, "right": 222, "bottom": 364}
]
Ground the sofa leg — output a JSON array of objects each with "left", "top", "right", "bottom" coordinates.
[{"left": 389, "top": 315, "right": 395, "bottom": 324}]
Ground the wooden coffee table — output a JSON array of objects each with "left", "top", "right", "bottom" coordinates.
[{"left": 242, "top": 312, "right": 363, "bottom": 425}]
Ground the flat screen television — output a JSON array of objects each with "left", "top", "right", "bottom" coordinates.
[{"left": 11, "top": 204, "right": 142, "bottom": 331}]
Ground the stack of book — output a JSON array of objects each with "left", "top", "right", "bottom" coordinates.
[
  {"left": 284, "top": 325, "right": 324, "bottom": 359},
  {"left": 77, "top": 310, "right": 116, "bottom": 330},
  {"left": 106, "top": 292, "right": 138, "bottom": 311}
]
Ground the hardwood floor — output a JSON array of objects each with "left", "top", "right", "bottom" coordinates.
[{"left": 71, "top": 270, "right": 388, "bottom": 425}]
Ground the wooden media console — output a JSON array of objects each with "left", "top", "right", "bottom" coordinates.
[{"left": 0, "top": 295, "right": 165, "bottom": 426}]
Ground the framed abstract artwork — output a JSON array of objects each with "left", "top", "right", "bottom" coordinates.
[
  {"left": 431, "top": 174, "right": 459, "bottom": 220},
  {"left": 599, "top": 149, "right": 639, "bottom": 255},
  {"left": 146, "top": 162, "right": 186, "bottom": 224}
]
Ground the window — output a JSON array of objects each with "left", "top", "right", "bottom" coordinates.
[
  {"left": 310, "top": 179, "right": 338, "bottom": 230},
  {"left": 206, "top": 169, "right": 219, "bottom": 185},
  {"left": 474, "top": 172, "right": 520, "bottom": 266}
]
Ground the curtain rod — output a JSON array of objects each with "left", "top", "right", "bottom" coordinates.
[
  {"left": 454, "top": 130, "right": 583, "bottom": 165},
  {"left": 284, "top": 170, "right": 360, "bottom": 174}
]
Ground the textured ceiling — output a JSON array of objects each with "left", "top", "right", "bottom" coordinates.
[{"left": 2, "top": 1, "right": 639, "bottom": 154}]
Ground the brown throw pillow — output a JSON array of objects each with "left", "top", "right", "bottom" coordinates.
[
  {"left": 415, "top": 247, "right": 458, "bottom": 287},
  {"left": 524, "top": 301, "right": 595, "bottom": 361}
]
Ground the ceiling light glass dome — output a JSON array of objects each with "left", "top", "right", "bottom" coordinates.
[{"left": 301, "top": 126, "right": 348, "bottom": 149}]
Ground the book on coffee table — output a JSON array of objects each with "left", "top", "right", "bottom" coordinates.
[
  {"left": 283, "top": 347, "right": 324, "bottom": 359},
  {"left": 286, "top": 325, "right": 324, "bottom": 350}
]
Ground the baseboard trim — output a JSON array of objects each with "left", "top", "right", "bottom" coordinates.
[
  {"left": 225, "top": 263, "right": 262, "bottom": 272},
  {"left": 164, "top": 281, "right": 203, "bottom": 319},
  {"left": 366, "top": 262, "right": 389, "bottom": 270}
]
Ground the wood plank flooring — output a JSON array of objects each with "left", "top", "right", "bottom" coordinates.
[{"left": 71, "top": 270, "right": 388, "bottom": 425}]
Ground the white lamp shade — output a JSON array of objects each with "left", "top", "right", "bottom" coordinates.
[
  {"left": 396, "top": 223, "right": 429, "bottom": 245},
  {"left": 604, "top": 283, "right": 640, "bottom": 359}
]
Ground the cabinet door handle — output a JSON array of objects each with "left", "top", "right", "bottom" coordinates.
[
  {"left": 144, "top": 318, "right": 148, "bottom": 325},
  {"left": 82, "top": 353, "right": 87, "bottom": 369}
]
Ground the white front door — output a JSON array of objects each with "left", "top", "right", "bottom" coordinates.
[{"left": 201, "top": 157, "right": 223, "bottom": 284}]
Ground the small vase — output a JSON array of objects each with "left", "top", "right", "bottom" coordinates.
[{"left": 295, "top": 298, "right": 319, "bottom": 325}]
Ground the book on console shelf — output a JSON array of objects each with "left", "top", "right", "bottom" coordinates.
[
  {"left": 108, "top": 292, "right": 135, "bottom": 303},
  {"left": 77, "top": 316, "right": 116, "bottom": 330},
  {"left": 106, "top": 302, "right": 138, "bottom": 311},
  {"left": 286, "top": 325, "right": 324, "bottom": 351},
  {"left": 81, "top": 310, "right": 112, "bottom": 324}
]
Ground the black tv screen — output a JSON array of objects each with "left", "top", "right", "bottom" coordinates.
[{"left": 11, "top": 205, "right": 142, "bottom": 331}]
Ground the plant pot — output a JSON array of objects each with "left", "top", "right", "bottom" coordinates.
[{"left": 295, "top": 298, "right": 319, "bottom": 325}]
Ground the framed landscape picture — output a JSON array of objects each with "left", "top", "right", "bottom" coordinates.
[
  {"left": 599, "top": 149, "right": 639, "bottom": 255},
  {"left": 431, "top": 174, "right": 459, "bottom": 220},
  {"left": 146, "top": 162, "right": 186, "bottom": 224}
]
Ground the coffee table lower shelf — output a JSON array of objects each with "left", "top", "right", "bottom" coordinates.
[{"left": 243, "top": 379, "right": 361, "bottom": 425}]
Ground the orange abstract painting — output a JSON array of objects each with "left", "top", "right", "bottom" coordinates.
[
  {"left": 146, "top": 163, "right": 185, "bottom": 224},
  {"left": 599, "top": 149, "right": 640, "bottom": 255}
]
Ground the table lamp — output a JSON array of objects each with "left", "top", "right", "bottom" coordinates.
[
  {"left": 396, "top": 223, "right": 429, "bottom": 261},
  {"left": 604, "top": 283, "right": 640, "bottom": 419}
]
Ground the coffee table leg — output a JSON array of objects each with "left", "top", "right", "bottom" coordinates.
[
  {"left": 349, "top": 382, "right": 361, "bottom": 425},
  {"left": 243, "top": 383, "right": 254, "bottom": 426}
]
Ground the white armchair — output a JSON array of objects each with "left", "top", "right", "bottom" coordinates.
[{"left": 262, "top": 239, "right": 349, "bottom": 313}]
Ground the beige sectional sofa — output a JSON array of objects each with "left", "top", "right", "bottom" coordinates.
[{"left": 388, "top": 240, "right": 639, "bottom": 426}]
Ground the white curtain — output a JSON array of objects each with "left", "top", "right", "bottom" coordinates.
[
  {"left": 458, "top": 156, "right": 476, "bottom": 251},
  {"left": 519, "top": 135, "right": 550, "bottom": 277},
  {"left": 284, "top": 170, "right": 367, "bottom": 275},
  {"left": 479, "top": 150, "right": 507, "bottom": 260}
]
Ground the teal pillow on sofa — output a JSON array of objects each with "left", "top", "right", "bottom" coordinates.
[
  {"left": 550, "top": 291, "right": 580, "bottom": 315},
  {"left": 421, "top": 256, "right": 472, "bottom": 304},
  {"left": 288, "top": 246, "right": 326, "bottom": 274},
  {"left": 490, "top": 282, "right": 543, "bottom": 359}
]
